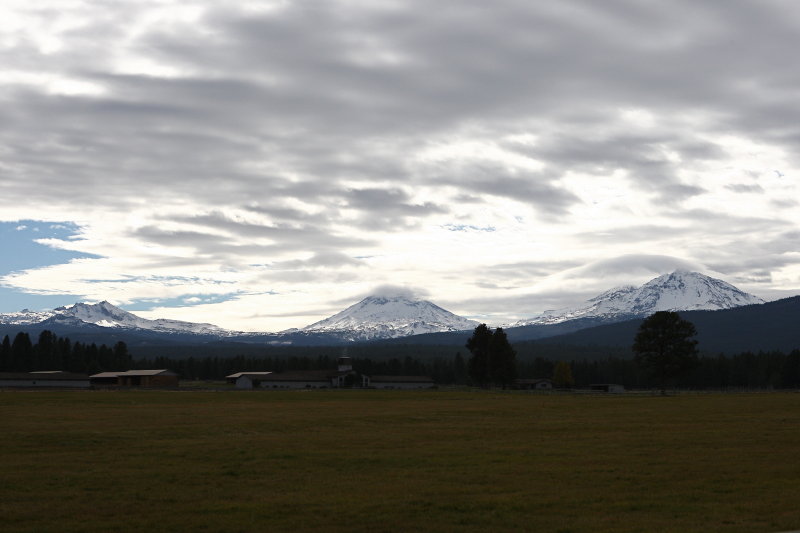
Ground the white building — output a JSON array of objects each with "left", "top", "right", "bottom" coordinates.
[{"left": 514, "top": 379, "right": 554, "bottom": 390}]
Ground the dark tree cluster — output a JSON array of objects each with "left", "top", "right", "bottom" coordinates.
[
  {"left": 0, "top": 331, "right": 131, "bottom": 374},
  {"left": 465, "top": 324, "right": 517, "bottom": 388},
  {"left": 632, "top": 311, "right": 700, "bottom": 390}
]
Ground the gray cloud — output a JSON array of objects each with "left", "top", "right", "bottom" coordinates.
[{"left": 3, "top": 0, "right": 800, "bottom": 323}]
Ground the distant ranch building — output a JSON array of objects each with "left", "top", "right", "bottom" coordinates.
[
  {"left": 226, "top": 372, "right": 272, "bottom": 387},
  {"left": 590, "top": 383, "right": 625, "bottom": 393},
  {"left": 89, "top": 372, "right": 123, "bottom": 387},
  {"left": 232, "top": 358, "right": 434, "bottom": 390},
  {"left": 230, "top": 372, "right": 274, "bottom": 389},
  {"left": 89, "top": 369, "right": 179, "bottom": 388},
  {"left": 0, "top": 371, "right": 90, "bottom": 388},
  {"left": 514, "top": 379, "right": 553, "bottom": 391},
  {"left": 256, "top": 358, "right": 368, "bottom": 389}
]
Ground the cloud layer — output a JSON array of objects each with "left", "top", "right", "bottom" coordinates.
[{"left": 1, "top": 0, "right": 799, "bottom": 330}]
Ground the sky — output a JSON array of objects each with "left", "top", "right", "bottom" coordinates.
[{"left": 1, "top": 0, "right": 799, "bottom": 332}]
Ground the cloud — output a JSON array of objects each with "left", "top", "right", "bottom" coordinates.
[{"left": 1, "top": 1, "right": 800, "bottom": 328}]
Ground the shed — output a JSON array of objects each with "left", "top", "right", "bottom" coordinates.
[
  {"left": 370, "top": 375, "right": 435, "bottom": 389},
  {"left": 89, "top": 371, "right": 124, "bottom": 387},
  {"left": 116, "top": 369, "right": 179, "bottom": 388},
  {"left": 590, "top": 383, "right": 625, "bottom": 393},
  {"left": 257, "top": 369, "right": 369, "bottom": 389},
  {"left": 232, "top": 372, "right": 274, "bottom": 389},
  {"left": 226, "top": 371, "right": 273, "bottom": 385},
  {"left": 0, "top": 372, "right": 90, "bottom": 388},
  {"left": 514, "top": 378, "right": 553, "bottom": 391}
]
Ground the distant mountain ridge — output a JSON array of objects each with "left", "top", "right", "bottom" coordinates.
[
  {"left": 513, "top": 271, "right": 763, "bottom": 326},
  {"left": 299, "top": 295, "right": 479, "bottom": 342},
  {"left": 0, "top": 301, "right": 229, "bottom": 336},
  {"left": 0, "top": 271, "right": 776, "bottom": 349}
]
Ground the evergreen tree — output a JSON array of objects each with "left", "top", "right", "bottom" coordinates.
[
  {"left": 11, "top": 332, "right": 33, "bottom": 371},
  {"left": 552, "top": 361, "right": 575, "bottom": 389},
  {"left": 633, "top": 311, "right": 699, "bottom": 392},
  {"left": 488, "top": 327, "right": 516, "bottom": 388},
  {"left": 112, "top": 341, "right": 131, "bottom": 369},
  {"left": 466, "top": 324, "right": 517, "bottom": 388},
  {"left": 466, "top": 324, "right": 493, "bottom": 387},
  {"left": 0, "top": 335, "right": 10, "bottom": 371}
]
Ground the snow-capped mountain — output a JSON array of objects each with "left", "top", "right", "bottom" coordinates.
[
  {"left": 301, "top": 295, "right": 479, "bottom": 341},
  {"left": 0, "top": 301, "right": 229, "bottom": 336},
  {"left": 514, "top": 270, "right": 764, "bottom": 326},
  {"left": 0, "top": 308, "right": 56, "bottom": 325}
]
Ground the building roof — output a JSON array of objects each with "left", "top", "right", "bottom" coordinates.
[
  {"left": 515, "top": 378, "right": 553, "bottom": 384},
  {"left": 120, "top": 369, "right": 176, "bottom": 377},
  {"left": 90, "top": 369, "right": 176, "bottom": 378},
  {"left": 0, "top": 372, "right": 90, "bottom": 381},
  {"left": 90, "top": 371, "right": 125, "bottom": 379},
  {"left": 226, "top": 372, "right": 273, "bottom": 379},
  {"left": 370, "top": 375, "right": 434, "bottom": 383}
]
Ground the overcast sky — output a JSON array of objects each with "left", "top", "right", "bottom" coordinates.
[{"left": 1, "top": 0, "right": 799, "bottom": 331}]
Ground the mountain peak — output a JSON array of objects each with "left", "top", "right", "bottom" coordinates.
[
  {"left": 301, "top": 294, "right": 478, "bottom": 341},
  {"left": 516, "top": 271, "right": 763, "bottom": 326}
]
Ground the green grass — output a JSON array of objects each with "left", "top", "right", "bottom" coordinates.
[{"left": 1, "top": 390, "right": 799, "bottom": 532}]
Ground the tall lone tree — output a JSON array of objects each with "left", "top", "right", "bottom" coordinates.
[
  {"left": 466, "top": 324, "right": 517, "bottom": 388},
  {"left": 633, "top": 311, "right": 699, "bottom": 392}
]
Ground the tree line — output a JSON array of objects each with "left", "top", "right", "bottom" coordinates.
[
  {"left": 0, "top": 331, "right": 131, "bottom": 374},
  {"left": 2, "top": 327, "right": 800, "bottom": 389},
  {"left": 120, "top": 348, "right": 800, "bottom": 389}
]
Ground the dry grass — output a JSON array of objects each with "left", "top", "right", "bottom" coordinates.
[{"left": 1, "top": 389, "right": 799, "bottom": 532}]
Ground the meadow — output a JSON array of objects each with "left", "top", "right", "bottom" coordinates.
[{"left": 1, "top": 389, "right": 799, "bottom": 533}]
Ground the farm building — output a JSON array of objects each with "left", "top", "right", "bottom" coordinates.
[
  {"left": 225, "top": 371, "right": 272, "bottom": 386},
  {"left": 229, "top": 372, "right": 273, "bottom": 389},
  {"left": 0, "top": 371, "right": 90, "bottom": 388},
  {"left": 89, "top": 372, "right": 124, "bottom": 387},
  {"left": 370, "top": 375, "right": 435, "bottom": 389},
  {"left": 514, "top": 378, "right": 554, "bottom": 391},
  {"left": 232, "top": 358, "right": 434, "bottom": 390},
  {"left": 89, "top": 369, "right": 179, "bottom": 388},
  {"left": 251, "top": 358, "right": 369, "bottom": 389},
  {"left": 590, "top": 383, "right": 625, "bottom": 393}
]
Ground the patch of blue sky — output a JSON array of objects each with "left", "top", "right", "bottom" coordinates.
[
  {"left": 124, "top": 293, "right": 242, "bottom": 311},
  {"left": 0, "top": 286, "right": 84, "bottom": 313},
  {"left": 0, "top": 220, "right": 99, "bottom": 275},
  {"left": 442, "top": 223, "right": 496, "bottom": 232},
  {"left": 0, "top": 221, "right": 99, "bottom": 312}
]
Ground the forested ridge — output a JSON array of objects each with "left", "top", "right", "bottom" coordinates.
[{"left": 2, "top": 330, "right": 799, "bottom": 389}]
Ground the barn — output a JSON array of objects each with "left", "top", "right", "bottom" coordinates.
[
  {"left": 225, "top": 371, "right": 273, "bottom": 386},
  {"left": 514, "top": 378, "right": 554, "bottom": 391},
  {"left": 590, "top": 383, "right": 625, "bottom": 393},
  {"left": 89, "top": 369, "right": 179, "bottom": 388},
  {"left": 229, "top": 372, "right": 273, "bottom": 389}
]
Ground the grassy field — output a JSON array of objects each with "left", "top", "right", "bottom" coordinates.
[{"left": 1, "top": 390, "right": 799, "bottom": 533}]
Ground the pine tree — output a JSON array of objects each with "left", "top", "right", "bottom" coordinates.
[
  {"left": 552, "top": 361, "right": 575, "bottom": 389},
  {"left": 466, "top": 324, "right": 493, "bottom": 387},
  {"left": 488, "top": 327, "right": 516, "bottom": 388},
  {"left": 466, "top": 324, "right": 517, "bottom": 388},
  {"left": 633, "top": 311, "right": 699, "bottom": 392},
  {"left": 0, "top": 335, "right": 10, "bottom": 371},
  {"left": 11, "top": 332, "right": 33, "bottom": 371}
]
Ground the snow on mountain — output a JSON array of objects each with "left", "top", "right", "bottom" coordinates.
[
  {"left": 0, "top": 301, "right": 229, "bottom": 336},
  {"left": 514, "top": 270, "right": 764, "bottom": 326},
  {"left": 0, "top": 309, "right": 54, "bottom": 325},
  {"left": 301, "top": 295, "right": 479, "bottom": 341}
]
